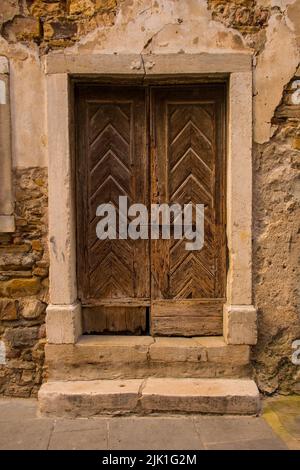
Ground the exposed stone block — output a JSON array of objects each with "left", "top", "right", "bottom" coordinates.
[
  {"left": 68, "top": 0, "right": 95, "bottom": 16},
  {"left": 0, "top": 298, "right": 18, "bottom": 321},
  {"left": 21, "top": 369, "right": 34, "bottom": 384},
  {"left": 224, "top": 305, "right": 257, "bottom": 345},
  {"left": 95, "top": 0, "right": 118, "bottom": 11},
  {"left": 208, "top": 0, "right": 270, "bottom": 32},
  {"left": 32, "top": 267, "right": 48, "bottom": 277},
  {"left": 44, "top": 20, "right": 77, "bottom": 40},
  {"left": 3, "top": 16, "right": 41, "bottom": 42},
  {"left": 20, "top": 298, "right": 46, "bottom": 319},
  {"left": 31, "top": 240, "right": 43, "bottom": 251},
  {"left": 4, "top": 326, "right": 39, "bottom": 348},
  {"left": 27, "top": 0, "right": 64, "bottom": 18},
  {"left": 293, "top": 137, "right": 300, "bottom": 150},
  {"left": 0, "top": 278, "right": 41, "bottom": 298}
]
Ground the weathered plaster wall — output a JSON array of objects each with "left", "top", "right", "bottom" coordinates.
[
  {"left": 252, "top": 75, "right": 300, "bottom": 394},
  {"left": 0, "top": 0, "right": 299, "bottom": 396}
]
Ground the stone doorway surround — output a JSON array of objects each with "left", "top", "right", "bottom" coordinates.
[{"left": 44, "top": 52, "right": 257, "bottom": 347}]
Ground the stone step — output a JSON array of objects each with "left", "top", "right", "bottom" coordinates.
[
  {"left": 38, "top": 378, "right": 260, "bottom": 417},
  {"left": 45, "top": 335, "right": 251, "bottom": 381}
]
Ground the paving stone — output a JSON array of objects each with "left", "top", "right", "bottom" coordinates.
[
  {"left": 54, "top": 417, "right": 108, "bottom": 433},
  {"left": 0, "top": 398, "right": 38, "bottom": 422},
  {"left": 108, "top": 417, "right": 204, "bottom": 450},
  {"left": 205, "top": 438, "right": 288, "bottom": 450},
  {"left": 0, "top": 397, "right": 292, "bottom": 450},
  {"left": 263, "top": 396, "right": 300, "bottom": 449},
  {"left": 49, "top": 428, "right": 107, "bottom": 450},
  {"left": 266, "top": 396, "right": 300, "bottom": 439},
  {"left": 0, "top": 419, "right": 53, "bottom": 450},
  {"left": 194, "top": 416, "right": 277, "bottom": 444}
]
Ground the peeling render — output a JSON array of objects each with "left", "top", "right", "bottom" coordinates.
[{"left": 0, "top": 0, "right": 299, "bottom": 396}]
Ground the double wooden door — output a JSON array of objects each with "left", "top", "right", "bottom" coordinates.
[{"left": 76, "top": 84, "right": 226, "bottom": 336}]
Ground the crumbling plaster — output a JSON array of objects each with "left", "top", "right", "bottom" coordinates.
[
  {"left": 0, "top": 0, "right": 300, "bottom": 167},
  {"left": 0, "top": 1, "right": 298, "bottom": 167},
  {"left": 254, "top": 5, "right": 299, "bottom": 143}
]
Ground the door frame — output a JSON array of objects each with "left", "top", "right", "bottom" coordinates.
[{"left": 44, "top": 52, "right": 257, "bottom": 346}]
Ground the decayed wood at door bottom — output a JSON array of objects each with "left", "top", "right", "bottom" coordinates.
[
  {"left": 151, "top": 300, "right": 223, "bottom": 336},
  {"left": 83, "top": 306, "right": 147, "bottom": 335}
]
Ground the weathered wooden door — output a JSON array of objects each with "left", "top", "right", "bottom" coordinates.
[
  {"left": 150, "top": 87, "right": 226, "bottom": 335},
  {"left": 76, "top": 84, "right": 226, "bottom": 336},
  {"left": 76, "top": 86, "right": 150, "bottom": 334}
]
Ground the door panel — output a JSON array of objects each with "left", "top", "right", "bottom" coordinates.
[
  {"left": 150, "top": 86, "right": 226, "bottom": 335},
  {"left": 76, "top": 84, "right": 226, "bottom": 336},
  {"left": 82, "top": 306, "right": 146, "bottom": 335},
  {"left": 151, "top": 300, "right": 223, "bottom": 336},
  {"left": 76, "top": 86, "right": 150, "bottom": 334}
]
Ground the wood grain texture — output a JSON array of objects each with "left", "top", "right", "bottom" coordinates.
[
  {"left": 83, "top": 306, "right": 147, "bottom": 334},
  {"left": 76, "top": 84, "right": 226, "bottom": 335},
  {"left": 150, "top": 86, "right": 226, "bottom": 300},
  {"left": 150, "top": 86, "right": 226, "bottom": 335},
  {"left": 76, "top": 86, "right": 149, "bottom": 307},
  {"left": 151, "top": 300, "right": 223, "bottom": 336}
]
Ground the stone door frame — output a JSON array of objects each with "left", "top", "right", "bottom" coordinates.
[{"left": 44, "top": 52, "right": 257, "bottom": 346}]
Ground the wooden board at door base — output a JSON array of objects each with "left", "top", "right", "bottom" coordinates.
[
  {"left": 75, "top": 83, "right": 226, "bottom": 336},
  {"left": 83, "top": 306, "right": 147, "bottom": 335},
  {"left": 151, "top": 300, "right": 224, "bottom": 336}
]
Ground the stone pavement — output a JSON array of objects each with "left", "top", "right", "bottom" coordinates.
[
  {"left": 0, "top": 397, "right": 292, "bottom": 450},
  {"left": 263, "top": 395, "right": 300, "bottom": 450}
]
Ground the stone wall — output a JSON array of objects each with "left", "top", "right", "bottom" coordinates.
[
  {"left": 1, "top": 0, "right": 119, "bottom": 50},
  {"left": 0, "top": 0, "right": 299, "bottom": 396},
  {"left": 0, "top": 168, "right": 48, "bottom": 397}
]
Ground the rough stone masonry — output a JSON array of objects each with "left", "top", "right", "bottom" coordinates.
[{"left": 0, "top": 0, "right": 299, "bottom": 397}]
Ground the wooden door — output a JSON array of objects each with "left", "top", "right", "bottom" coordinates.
[
  {"left": 76, "top": 84, "right": 226, "bottom": 336},
  {"left": 76, "top": 86, "right": 150, "bottom": 334},
  {"left": 150, "top": 86, "right": 226, "bottom": 336}
]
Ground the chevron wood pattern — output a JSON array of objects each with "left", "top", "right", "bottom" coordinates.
[
  {"left": 76, "top": 87, "right": 149, "bottom": 310},
  {"left": 88, "top": 102, "right": 135, "bottom": 299},
  {"left": 168, "top": 103, "right": 215, "bottom": 299},
  {"left": 76, "top": 85, "right": 226, "bottom": 335},
  {"left": 150, "top": 86, "right": 226, "bottom": 334}
]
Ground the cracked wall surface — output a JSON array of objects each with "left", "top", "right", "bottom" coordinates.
[{"left": 0, "top": 0, "right": 299, "bottom": 396}]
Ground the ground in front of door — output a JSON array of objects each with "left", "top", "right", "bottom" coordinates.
[{"left": 0, "top": 397, "right": 299, "bottom": 450}]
